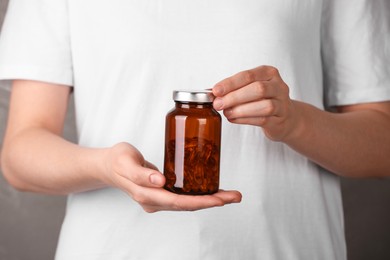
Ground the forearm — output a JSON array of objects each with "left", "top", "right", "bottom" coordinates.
[
  {"left": 285, "top": 101, "right": 390, "bottom": 177},
  {"left": 1, "top": 127, "right": 108, "bottom": 194}
]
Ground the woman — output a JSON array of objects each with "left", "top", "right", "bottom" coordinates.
[{"left": 1, "top": 0, "right": 389, "bottom": 259}]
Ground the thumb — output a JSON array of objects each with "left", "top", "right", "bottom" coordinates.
[
  {"left": 144, "top": 161, "right": 166, "bottom": 187},
  {"left": 130, "top": 162, "right": 165, "bottom": 188},
  {"left": 110, "top": 142, "right": 166, "bottom": 188}
]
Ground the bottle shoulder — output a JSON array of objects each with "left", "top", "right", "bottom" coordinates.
[{"left": 167, "top": 106, "right": 221, "bottom": 119}]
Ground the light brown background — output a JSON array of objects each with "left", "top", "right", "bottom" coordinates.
[{"left": 0, "top": 1, "right": 389, "bottom": 259}]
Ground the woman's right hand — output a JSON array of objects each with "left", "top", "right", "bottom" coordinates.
[{"left": 102, "top": 142, "right": 242, "bottom": 213}]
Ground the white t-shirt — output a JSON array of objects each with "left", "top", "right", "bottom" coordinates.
[{"left": 1, "top": 0, "right": 389, "bottom": 259}]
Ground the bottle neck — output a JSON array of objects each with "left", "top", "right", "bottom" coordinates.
[{"left": 175, "top": 102, "right": 213, "bottom": 109}]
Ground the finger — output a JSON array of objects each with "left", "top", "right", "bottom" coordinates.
[
  {"left": 227, "top": 116, "right": 269, "bottom": 127},
  {"left": 213, "top": 66, "right": 278, "bottom": 97},
  {"left": 135, "top": 188, "right": 242, "bottom": 213},
  {"left": 116, "top": 156, "right": 165, "bottom": 188},
  {"left": 131, "top": 168, "right": 165, "bottom": 188},
  {"left": 213, "top": 81, "right": 277, "bottom": 110},
  {"left": 149, "top": 191, "right": 225, "bottom": 212},
  {"left": 114, "top": 173, "right": 167, "bottom": 210},
  {"left": 169, "top": 192, "right": 241, "bottom": 212},
  {"left": 143, "top": 162, "right": 166, "bottom": 187},
  {"left": 223, "top": 99, "right": 280, "bottom": 119},
  {"left": 212, "top": 190, "right": 242, "bottom": 203}
]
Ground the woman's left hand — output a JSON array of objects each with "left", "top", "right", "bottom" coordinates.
[{"left": 212, "top": 65, "right": 299, "bottom": 142}]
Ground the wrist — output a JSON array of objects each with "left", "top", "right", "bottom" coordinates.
[
  {"left": 77, "top": 146, "right": 110, "bottom": 190},
  {"left": 281, "top": 100, "right": 311, "bottom": 144}
]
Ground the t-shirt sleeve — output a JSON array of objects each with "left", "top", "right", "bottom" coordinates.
[
  {"left": 321, "top": 0, "right": 390, "bottom": 107},
  {"left": 0, "top": 0, "right": 73, "bottom": 87}
]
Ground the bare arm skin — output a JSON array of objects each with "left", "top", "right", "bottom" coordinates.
[
  {"left": 1, "top": 80, "right": 241, "bottom": 213},
  {"left": 212, "top": 66, "right": 390, "bottom": 177}
]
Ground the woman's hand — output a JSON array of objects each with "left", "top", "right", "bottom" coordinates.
[
  {"left": 212, "top": 65, "right": 299, "bottom": 142},
  {"left": 212, "top": 66, "right": 390, "bottom": 177},
  {"left": 103, "top": 142, "right": 242, "bottom": 213}
]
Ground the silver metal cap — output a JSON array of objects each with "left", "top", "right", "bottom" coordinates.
[{"left": 173, "top": 90, "right": 215, "bottom": 103}]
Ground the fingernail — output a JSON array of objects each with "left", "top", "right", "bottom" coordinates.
[
  {"left": 233, "top": 193, "right": 243, "bottom": 203},
  {"left": 225, "top": 108, "right": 233, "bottom": 116},
  {"left": 232, "top": 197, "right": 242, "bottom": 203},
  {"left": 213, "top": 98, "right": 224, "bottom": 110},
  {"left": 150, "top": 173, "right": 163, "bottom": 186}
]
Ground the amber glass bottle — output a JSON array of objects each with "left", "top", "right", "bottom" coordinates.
[{"left": 163, "top": 90, "right": 221, "bottom": 195}]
